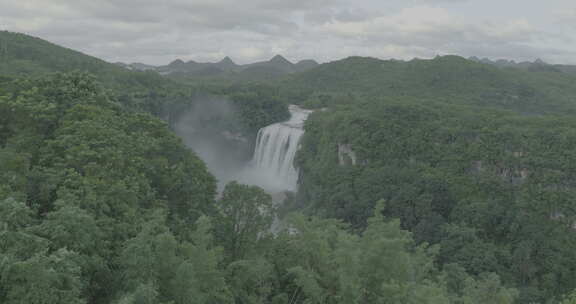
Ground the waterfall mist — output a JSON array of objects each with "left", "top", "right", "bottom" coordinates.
[
  {"left": 174, "top": 99, "right": 311, "bottom": 193},
  {"left": 173, "top": 97, "right": 252, "bottom": 189}
]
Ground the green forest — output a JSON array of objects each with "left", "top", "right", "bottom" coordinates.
[{"left": 2, "top": 30, "right": 576, "bottom": 304}]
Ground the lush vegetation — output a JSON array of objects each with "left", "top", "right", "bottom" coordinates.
[
  {"left": 0, "top": 72, "right": 516, "bottom": 303},
  {"left": 0, "top": 31, "right": 288, "bottom": 137},
  {"left": 4, "top": 31, "right": 576, "bottom": 303},
  {"left": 290, "top": 57, "right": 576, "bottom": 302},
  {"left": 0, "top": 72, "right": 217, "bottom": 302},
  {"left": 282, "top": 56, "right": 576, "bottom": 116}
]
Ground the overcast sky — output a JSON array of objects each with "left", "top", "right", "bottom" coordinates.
[{"left": 1, "top": 0, "right": 576, "bottom": 65}]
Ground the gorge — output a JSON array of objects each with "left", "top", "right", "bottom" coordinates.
[{"left": 175, "top": 102, "right": 312, "bottom": 194}]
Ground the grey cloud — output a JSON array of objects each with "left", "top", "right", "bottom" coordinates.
[
  {"left": 81, "top": 0, "right": 339, "bottom": 30},
  {"left": 317, "top": 6, "right": 555, "bottom": 63},
  {"left": 1, "top": 0, "right": 324, "bottom": 34},
  {"left": 0, "top": 0, "right": 324, "bottom": 63},
  {"left": 334, "top": 8, "right": 380, "bottom": 22},
  {"left": 411, "top": 0, "right": 469, "bottom": 2},
  {"left": 0, "top": 0, "right": 574, "bottom": 65}
]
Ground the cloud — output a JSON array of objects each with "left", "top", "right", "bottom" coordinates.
[
  {"left": 0, "top": 0, "right": 574, "bottom": 64},
  {"left": 1, "top": 0, "right": 344, "bottom": 63},
  {"left": 411, "top": 0, "right": 468, "bottom": 3},
  {"left": 2, "top": 0, "right": 297, "bottom": 33},
  {"left": 317, "top": 6, "right": 558, "bottom": 62},
  {"left": 408, "top": 0, "right": 471, "bottom": 5},
  {"left": 321, "top": 6, "right": 534, "bottom": 42}
]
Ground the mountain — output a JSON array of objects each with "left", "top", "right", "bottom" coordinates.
[
  {"left": 128, "top": 62, "right": 157, "bottom": 71},
  {"left": 0, "top": 31, "right": 123, "bottom": 75},
  {"left": 117, "top": 54, "right": 319, "bottom": 82},
  {"left": 467, "top": 56, "right": 574, "bottom": 73},
  {"left": 244, "top": 54, "right": 294, "bottom": 73},
  {"left": 0, "top": 31, "right": 172, "bottom": 92},
  {"left": 214, "top": 56, "right": 238, "bottom": 71},
  {"left": 4, "top": 30, "right": 576, "bottom": 303},
  {"left": 294, "top": 59, "right": 320, "bottom": 72},
  {"left": 281, "top": 55, "right": 576, "bottom": 115},
  {"left": 0, "top": 31, "right": 292, "bottom": 133},
  {"left": 289, "top": 55, "right": 576, "bottom": 303},
  {"left": 0, "top": 42, "right": 219, "bottom": 304}
]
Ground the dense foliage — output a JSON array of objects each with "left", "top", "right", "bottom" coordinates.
[
  {"left": 0, "top": 31, "right": 288, "bottom": 139},
  {"left": 292, "top": 58, "right": 576, "bottom": 302},
  {"left": 0, "top": 72, "right": 218, "bottom": 302},
  {"left": 4, "top": 31, "right": 576, "bottom": 303},
  {"left": 0, "top": 72, "right": 519, "bottom": 304},
  {"left": 282, "top": 56, "right": 576, "bottom": 116}
]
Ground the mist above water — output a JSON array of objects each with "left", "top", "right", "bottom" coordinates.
[
  {"left": 174, "top": 99, "right": 311, "bottom": 193},
  {"left": 173, "top": 97, "right": 252, "bottom": 189}
]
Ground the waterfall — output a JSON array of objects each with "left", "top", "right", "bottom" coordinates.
[
  {"left": 248, "top": 105, "right": 312, "bottom": 192},
  {"left": 173, "top": 99, "right": 312, "bottom": 193}
]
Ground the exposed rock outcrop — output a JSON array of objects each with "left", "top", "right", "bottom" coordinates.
[{"left": 338, "top": 144, "right": 357, "bottom": 166}]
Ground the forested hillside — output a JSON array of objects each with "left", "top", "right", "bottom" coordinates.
[
  {"left": 0, "top": 31, "right": 175, "bottom": 92},
  {"left": 282, "top": 56, "right": 576, "bottom": 115},
  {"left": 0, "top": 72, "right": 516, "bottom": 304},
  {"left": 3, "top": 31, "right": 576, "bottom": 303},
  {"left": 287, "top": 56, "right": 576, "bottom": 302},
  {"left": 0, "top": 72, "right": 218, "bottom": 302},
  {"left": 0, "top": 31, "right": 289, "bottom": 134}
]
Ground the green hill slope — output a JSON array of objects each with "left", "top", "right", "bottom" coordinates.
[
  {"left": 288, "top": 56, "right": 576, "bottom": 302},
  {"left": 0, "top": 31, "right": 290, "bottom": 133},
  {"left": 0, "top": 31, "right": 176, "bottom": 95},
  {"left": 0, "top": 31, "right": 121, "bottom": 75},
  {"left": 283, "top": 55, "right": 576, "bottom": 115},
  {"left": 0, "top": 33, "right": 498, "bottom": 304}
]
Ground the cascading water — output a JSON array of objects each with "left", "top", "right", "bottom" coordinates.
[
  {"left": 174, "top": 99, "right": 311, "bottom": 193},
  {"left": 246, "top": 105, "right": 312, "bottom": 192}
]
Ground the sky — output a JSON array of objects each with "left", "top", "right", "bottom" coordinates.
[{"left": 1, "top": 0, "right": 576, "bottom": 65}]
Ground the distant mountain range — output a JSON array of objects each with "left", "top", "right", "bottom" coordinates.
[
  {"left": 115, "top": 55, "right": 319, "bottom": 80},
  {"left": 282, "top": 55, "right": 576, "bottom": 115},
  {"left": 468, "top": 56, "right": 576, "bottom": 74},
  {"left": 468, "top": 56, "right": 547, "bottom": 68}
]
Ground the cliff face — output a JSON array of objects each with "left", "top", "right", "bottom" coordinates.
[{"left": 338, "top": 143, "right": 357, "bottom": 166}]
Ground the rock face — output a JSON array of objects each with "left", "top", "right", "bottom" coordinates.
[{"left": 338, "top": 144, "right": 357, "bottom": 166}]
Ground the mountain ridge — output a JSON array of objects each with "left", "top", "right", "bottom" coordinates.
[
  {"left": 280, "top": 55, "right": 576, "bottom": 115},
  {"left": 0, "top": 30, "right": 174, "bottom": 92},
  {"left": 119, "top": 54, "right": 320, "bottom": 80}
]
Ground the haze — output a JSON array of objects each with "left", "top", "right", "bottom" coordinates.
[{"left": 173, "top": 98, "right": 299, "bottom": 193}]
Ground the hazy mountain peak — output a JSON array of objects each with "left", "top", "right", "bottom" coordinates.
[
  {"left": 534, "top": 58, "right": 547, "bottom": 65},
  {"left": 219, "top": 56, "right": 236, "bottom": 65},
  {"left": 169, "top": 59, "right": 185, "bottom": 66},
  {"left": 129, "top": 62, "right": 157, "bottom": 71},
  {"left": 270, "top": 54, "right": 292, "bottom": 64}
]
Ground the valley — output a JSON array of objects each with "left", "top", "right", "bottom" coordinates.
[{"left": 2, "top": 29, "right": 576, "bottom": 303}]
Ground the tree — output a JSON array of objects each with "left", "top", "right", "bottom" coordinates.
[
  {"left": 226, "top": 258, "right": 274, "bottom": 304},
  {"left": 0, "top": 249, "right": 85, "bottom": 304},
  {"left": 118, "top": 213, "right": 231, "bottom": 304},
  {"left": 276, "top": 202, "right": 451, "bottom": 304},
  {"left": 215, "top": 182, "right": 274, "bottom": 261}
]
